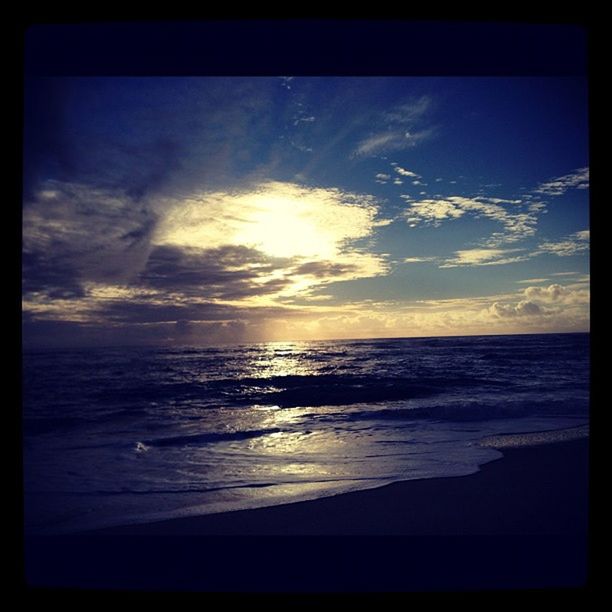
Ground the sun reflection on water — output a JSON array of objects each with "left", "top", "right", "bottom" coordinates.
[{"left": 242, "top": 341, "right": 318, "bottom": 379}]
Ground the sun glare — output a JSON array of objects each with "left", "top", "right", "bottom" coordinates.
[
  {"left": 155, "top": 181, "right": 379, "bottom": 262},
  {"left": 234, "top": 193, "right": 335, "bottom": 259}
]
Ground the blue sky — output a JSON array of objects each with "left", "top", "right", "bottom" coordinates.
[{"left": 22, "top": 76, "right": 589, "bottom": 347}]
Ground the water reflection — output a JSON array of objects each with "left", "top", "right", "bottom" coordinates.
[{"left": 241, "top": 341, "right": 318, "bottom": 379}]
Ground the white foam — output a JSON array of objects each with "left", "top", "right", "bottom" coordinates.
[{"left": 478, "top": 424, "right": 589, "bottom": 449}]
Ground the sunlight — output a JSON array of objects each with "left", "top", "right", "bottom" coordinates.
[
  {"left": 234, "top": 193, "right": 336, "bottom": 259},
  {"left": 155, "top": 181, "right": 380, "bottom": 261},
  {"left": 243, "top": 341, "right": 315, "bottom": 378}
]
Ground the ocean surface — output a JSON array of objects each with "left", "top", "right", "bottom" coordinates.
[{"left": 22, "top": 333, "right": 589, "bottom": 534}]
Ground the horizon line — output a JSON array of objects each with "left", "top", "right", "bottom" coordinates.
[{"left": 22, "top": 329, "right": 590, "bottom": 353}]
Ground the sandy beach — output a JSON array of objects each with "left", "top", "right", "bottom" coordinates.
[
  {"left": 89, "top": 437, "right": 587, "bottom": 537},
  {"left": 24, "top": 437, "right": 589, "bottom": 591}
]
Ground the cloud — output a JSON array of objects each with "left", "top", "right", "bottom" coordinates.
[
  {"left": 404, "top": 199, "right": 465, "bottom": 225},
  {"left": 290, "top": 260, "right": 359, "bottom": 278},
  {"left": 269, "top": 280, "right": 589, "bottom": 341},
  {"left": 392, "top": 165, "right": 420, "bottom": 178},
  {"left": 439, "top": 248, "right": 529, "bottom": 268},
  {"left": 516, "top": 278, "right": 549, "bottom": 284},
  {"left": 490, "top": 282, "right": 588, "bottom": 317},
  {"left": 135, "top": 244, "right": 294, "bottom": 300},
  {"left": 523, "top": 283, "right": 589, "bottom": 304},
  {"left": 536, "top": 230, "right": 589, "bottom": 257},
  {"left": 23, "top": 179, "right": 392, "bottom": 346},
  {"left": 23, "top": 180, "right": 158, "bottom": 297},
  {"left": 375, "top": 173, "right": 390, "bottom": 183},
  {"left": 403, "top": 256, "right": 438, "bottom": 263},
  {"left": 353, "top": 97, "right": 435, "bottom": 157},
  {"left": 293, "top": 115, "right": 315, "bottom": 126},
  {"left": 355, "top": 129, "right": 434, "bottom": 156},
  {"left": 155, "top": 181, "right": 387, "bottom": 262},
  {"left": 488, "top": 300, "right": 542, "bottom": 318},
  {"left": 382, "top": 96, "right": 432, "bottom": 124},
  {"left": 534, "top": 167, "right": 589, "bottom": 196},
  {"left": 403, "top": 195, "right": 543, "bottom": 245}
]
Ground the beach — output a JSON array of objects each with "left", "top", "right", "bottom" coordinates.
[{"left": 24, "top": 436, "right": 589, "bottom": 591}]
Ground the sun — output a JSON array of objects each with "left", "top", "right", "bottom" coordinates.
[
  {"left": 155, "top": 181, "right": 378, "bottom": 262},
  {"left": 233, "top": 193, "right": 337, "bottom": 259}
]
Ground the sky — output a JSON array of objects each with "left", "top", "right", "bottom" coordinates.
[{"left": 22, "top": 76, "right": 590, "bottom": 348}]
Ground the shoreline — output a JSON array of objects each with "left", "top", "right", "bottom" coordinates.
[
  {"left": 26, "top": 436, "right": 590, "bottom": 591},
  {"left": 88, "top": 434, "right": 589, "bottom": 537}
]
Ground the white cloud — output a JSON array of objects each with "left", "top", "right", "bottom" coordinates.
[
  {"left": 523, "top": 283, "right": 589, "bottom": 305},
  {"left": 354, "top": 129, "right": 434, "bottom": 157},
  {"left": 488, "top": 300, "right": 542, "bottom": 318},
  {"left": 403, "top": 195, "right": 542, "bottom": 245},
  {"left": 404, "top": 199, "right": 466, "bottom": 225},
  {"left": 277, "top": 281, "right": 589, "bottom": 340},
  {"left": 536, "top": 230, "right": 589, "bottom": 257},
  {"left": 516, "top": 278, "right": 549, "bottom": 284},
  {"left": 393, "top": 178, "right": 403, "bottom": 185},
  {"left": 383, "top": 96, "right": 432, "bottom": 124},
  {"left": 293, "top": 116, "right": 315, "bottom": 126},
  {"left": 393, "top": 165, "right": 420, "bottom": 178},
  {"left": 534, "top": 167, "right": 589, "bottom": 196},
  {"left": 403, "top": 256, "right": 438, "bottom": 263},
  {"left": 354, "top": 97, "right": 435, "bottom": 157},
  {"left": 375, "top": 173, "right": 390, "bottom": 183},
  {"left": 524, "top": 284, "right": 565, "bottom": 302},
  {"left": 355, "top": 133, "right": 398, "bottom": 156},
  {"left": 439, "top": 248, "right": 528, "bottom": 268},
  {"left": 156, "top": 181, "right": 384, "bottom": 260},
  {"left": 483, "top": 282, "right": 589, "bottom": 326}
]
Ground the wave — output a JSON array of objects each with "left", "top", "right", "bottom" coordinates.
[
  {"left": 141, "top": 427, "right": 283, "bottom": 448},
  {"left": 83, "top": 373, "right": 507, "bottom": 409},
  {"left": 216, "top": 374, "right": 506, "bottom": 408},
  {"left": 339, "top": 399, "right": 588, "bottom": 423}
]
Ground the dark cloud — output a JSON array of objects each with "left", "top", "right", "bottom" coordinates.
[
  {"left": 292, "top": 260, "right": 358, "bottom": 277},
  {"left": 99, "top": 300, "right": 236, "bottom": 324},
  {"left": 22, "top": 251, "right": 86, "bottom": 299},
  {"left": 23, "top": 182, "right": 158, "bottom": 297},
  {"left": 135, "top": 244, "right": 293, "bottom": 299}
]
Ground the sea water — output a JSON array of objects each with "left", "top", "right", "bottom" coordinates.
[{"left": 22, "top": 332, "right": 589, "bottom": 534}]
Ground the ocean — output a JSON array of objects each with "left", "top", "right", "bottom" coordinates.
[{"left": 22, "top": 332, "right": 589, "bottom": 534}]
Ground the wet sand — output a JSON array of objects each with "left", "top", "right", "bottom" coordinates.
[{"left": 24, "top": 438, "right": 589, "bottom": 591}]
